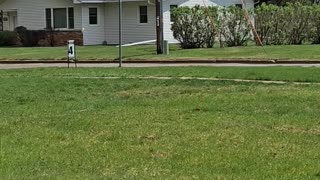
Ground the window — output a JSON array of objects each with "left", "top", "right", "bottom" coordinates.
[
  {"left": 89, "top": 8, "right": 98, "bottom": 25},
  {"left": 139, "top": 6, "right": 148, "bottom": 23},
  {"left": 68, "top": 8, "right": 74, "bottom": 29},
  {"left": 53, "top": 8, "right": 67, "bottom": 28},
  {"left": 45, "top": 8, "right": 52, "bottom": 29},
  {"left": 45, "top": 7, "right": 74, "bottom": 29},
  {"left": 235, "top": 4, "right": 243, "bottom": 9},
  {"left": 170, "top": 5, "right": 178, "bottom": 22}
]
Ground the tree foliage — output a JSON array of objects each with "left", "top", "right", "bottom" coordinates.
[{"left": 256, "top": 0, "right": 320, "bottom": 6}]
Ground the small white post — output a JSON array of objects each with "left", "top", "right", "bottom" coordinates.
[{"left": 67, "top": 40, "right": 77, "bottom": 68}]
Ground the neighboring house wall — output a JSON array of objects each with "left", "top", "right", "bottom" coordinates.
[
  {"left": 0, "top": 0, "right": 82, "bottom": 30},
  {"left": 0, "top": 0, "right": 254, "bottom": 45},
  {"left": 105, "top": 1, "right": 156, "bottom": 45}
]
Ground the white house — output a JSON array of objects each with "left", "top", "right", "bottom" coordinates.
[{"left": 0, "top": 0, "right": 254, "bottom": 45}]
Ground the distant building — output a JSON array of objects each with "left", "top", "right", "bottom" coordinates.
[{"left": 0, "top": 0, "right": 254, "bottom": 45}]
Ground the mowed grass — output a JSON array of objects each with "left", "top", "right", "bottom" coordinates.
[
  {"left": 1, "top": 67, "right": 320, "bottom": 179},
  {"left": 3, "top": 66, "right": 320, "bottom": 83},
  {"left": 1, "top": 44, "right": 320, "bottom": 61}
]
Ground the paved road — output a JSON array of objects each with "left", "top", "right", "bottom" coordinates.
[{"left": 1, "top": 63, "right": 320, "bottom": 69}]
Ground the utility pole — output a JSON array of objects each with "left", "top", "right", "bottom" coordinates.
[
  {"left": 0, "top": 10, "right": 3, "bottom": 32},
  {"left": 156, "top": 0, "right": 164, "bottom": 54},
  {"left": 118, "top": 0, "right": 122, "bottom": 67}
]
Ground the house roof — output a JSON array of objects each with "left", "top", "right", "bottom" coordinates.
[
  {"left": 0, "top": 0, "right": 75, "bottom": 4},
  {"left": 0, "top": 0, "right": 150, "bottom": 3},
  {"left": 74, "top": 0, "right": 148, "bottom": 3}
]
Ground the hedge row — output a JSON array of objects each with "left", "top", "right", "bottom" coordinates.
[
  {"left": 172, "top": 3, "right": 320, "bottom": 49},
  {"left": 0, "top": 31, "right": 17, "bottom": 46},
  {"left": 256, "top": 3, "right": 320, "bottom": 45},
  {"left": 171, "top": 5, "right": 252, "bottom": 49},
  {"left": 0, "top": 26, "right": 55, "bottom": 47}
]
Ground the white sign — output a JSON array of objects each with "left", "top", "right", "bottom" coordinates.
[{"left": 68, "top": 40, "right": 75, "bottom": 58}]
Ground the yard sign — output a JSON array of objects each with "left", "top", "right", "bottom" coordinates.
[{"left": 67, "top": 40, "right": 77, "bottom": 68}]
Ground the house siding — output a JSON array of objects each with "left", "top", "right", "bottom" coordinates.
[
  {"left": 81, "top": 4, "right": 106, "bottom": 45},
  {"left": 1, "top": 0, "right": 254, "bottom": 45},
  {"left": 105, "top": 1, "right": 156, "bottom": 45},
  {"left": 104, "top": 0, "right": 254, "bottom": 45},
  {"left": 0, "top": 0, "right": 82, "bottom": 30}
]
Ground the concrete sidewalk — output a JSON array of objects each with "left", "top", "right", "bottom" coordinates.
[
  {"left": 1, "top": 63, "right": 320, "bottom": 69},
  {"left": 65, "top": 76, "right": 320, "bottom": 85}
]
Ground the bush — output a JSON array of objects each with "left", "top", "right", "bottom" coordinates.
[
  {"left": 171, "top": 5, "right": 218, "bottom": 49},
  {"left": 0, "top": 31, "right": 17, "bottom": 46},
  {"left": 255, "top": 3, "right": 313, "bottom": 45},
  {"left": 15, "top": 26, "right": 47, "bottom": 47},
  {"left": 172, "top": 3, "right": 320, "bottom": 48},
  {"left": 255, "top": 4, "right": 281, "bottom": 45},
  {"left": 286, "top": 3, "right": 312, "bottom": 44},
  {"left": 309, "top": 5, "right": 320, "bottom": 44},
  {"left": 256, "top": 4, "right": 292, "bottom": 45},
  {"left": 219, "top": 6, "right": 252, "bottom": 47}
]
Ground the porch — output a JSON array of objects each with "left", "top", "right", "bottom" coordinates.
[{"left": 0, "top": 9, "right": 17, "bottom": 31}]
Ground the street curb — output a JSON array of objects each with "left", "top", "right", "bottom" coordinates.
[{"left": 1, "top": 59, "right": 320, "bottom": 64}]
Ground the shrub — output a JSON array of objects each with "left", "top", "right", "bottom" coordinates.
[
  {"left": 219, "top": 6, "right": 252, "bottom": 47},
  {"left": 255, "top": 3, "right": 280, "bottom": 45},
  {"left": 286, "top": 3, "right": 313, "bottom": 44},
  {"left": 309, "top": 5, "right": 320, "bottom": 44},
  {"left": 256, "top": 4, "right": 291, "bottom": 45},
  {"left": 171, "top": 5, "right": 218, "bottom": 49},
  {"left": 0, "top": 31, "right": 17, "bottom": 46},
  {"left": 15, "top": 26, "right": 47, "bottom": 47},
  {"left": 256, "top": 3, "right": 313, "bottom": 45},
  {"left": 269, "top": 5, "right": 292, "bottom": 45}
]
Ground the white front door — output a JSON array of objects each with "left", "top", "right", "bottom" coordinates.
[{"left": 8, "top": 11, "right": 17, "bottom": 30}]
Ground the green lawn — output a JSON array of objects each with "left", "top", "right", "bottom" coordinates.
[
  {"left": 1, "top": 67, "right": 320, "bottom": 179},
  {"left": 1, "top": 44, "right": 320, "bottom": 61}
]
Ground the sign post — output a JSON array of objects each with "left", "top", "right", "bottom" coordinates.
[
  {"left": 67, "top": 40, "right": 77, "bottom": 68},
  {"left": 118, "top": 0, "right": 123, "bottom": 67}
]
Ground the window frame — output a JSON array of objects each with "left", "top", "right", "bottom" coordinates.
[
  {"left": 45, "top": 7, "right": 74, "bottom": 30},
  {"left": 235, "top": 4, "right": 243, "bottom": 9},
  {"left": 138, "top": 6, "right": 148, "bottom": 24},
  {"left": 53, "top": 8, "right": 68, "bottom": 29},
  {"left": 45, "top": 8, "right": 52, "bottom": 29},
  {"left": 89, "top": 7, "right": 98, "bottom": 26},
  {"left": 68, "top": 7, "right": 74, "bottom": 29}
]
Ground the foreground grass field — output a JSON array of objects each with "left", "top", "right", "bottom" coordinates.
[
  {"left": 1, "top": 67, "right": 320, "bottom": 179},
  {"left": 1, "top": 44, "right": 320, "bottom": 61}
]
